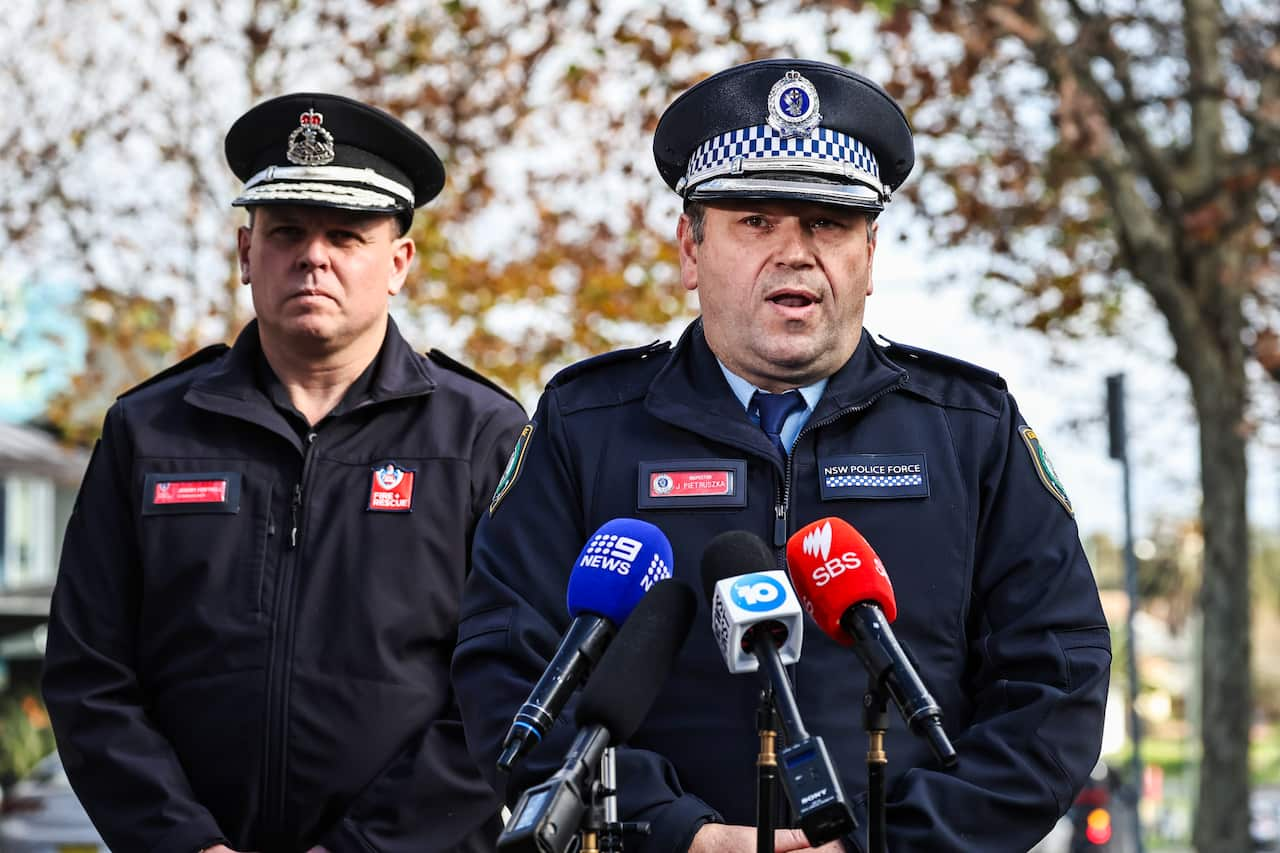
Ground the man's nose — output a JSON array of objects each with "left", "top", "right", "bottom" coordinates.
[
  {"left": 296, "top": 233, "right": 331, "bottom": 271},
  {"left": 773, "top": 218, "right": 816, "bottom": 268}
]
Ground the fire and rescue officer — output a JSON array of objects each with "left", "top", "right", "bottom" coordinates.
[
  {"left": 42, "top": 94, "right": 527, "bottom": 853},
  {"left": 453, "top": 59, "right": 1111, "bottom": 853}
]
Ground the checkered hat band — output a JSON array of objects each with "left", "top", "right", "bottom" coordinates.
[{"left": 685, "top": 125, "right": 881, "bottom": 187}]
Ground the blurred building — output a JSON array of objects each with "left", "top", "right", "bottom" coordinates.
[{"left": 0, "top": 421, "right": 86, "bottom": 688}]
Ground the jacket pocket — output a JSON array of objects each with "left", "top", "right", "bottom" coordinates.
[{"left": 136, "top": 463, "right": 274, "bottom": 620}]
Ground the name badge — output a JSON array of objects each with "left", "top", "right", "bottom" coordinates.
[
  {"left": 142, "top": 472, "right": 242, "bottom": 515},
  {"left": 637, "top": 459, "right": 747, "bottom": 509},
  {"left": 818, "top": 453, "right": 929, "bottom": 501}
]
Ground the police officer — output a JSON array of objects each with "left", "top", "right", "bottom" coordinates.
[
  {"left": 453, "top": 59, "right": 1110, "bottom": 853},
  {"left": 42, "top": 94, "right": 527, "bottom": 853}
]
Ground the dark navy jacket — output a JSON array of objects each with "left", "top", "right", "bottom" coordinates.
[
  {"left": 43, "top": 319, "right": 527, "bottom": 853},
  {"left": 453, "top": 320, "right": 1110, "bottom": 853}
]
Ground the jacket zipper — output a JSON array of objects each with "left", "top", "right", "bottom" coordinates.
[
  {"left": 773, "top": 376, "right": 907, "bottom": 548},
  {"left": 262, "top": 430, "right": 318, "bottom": 835}
]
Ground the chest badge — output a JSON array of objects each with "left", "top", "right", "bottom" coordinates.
[
  {"left": 368, "top": 462, "right": 415, "bottom": 512},
  {"left": 142, "top": 471, "right": 242, "bottom": 515},
  {"left": 818, "top": 452, "right": 929, "bottom": 501},
  {"left": 637, "top": 459, "right": 748, "bottom": 509}
]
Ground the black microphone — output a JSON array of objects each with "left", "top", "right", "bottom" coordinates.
[
  {"left": 499, "top": 579, "right": 697, "bottom": 853},
  {"left": 498, "top": 518, "right": 675, "bottom": 772},
  {"left": 701, "top": 531, "right": 856, "bottom": 846}
]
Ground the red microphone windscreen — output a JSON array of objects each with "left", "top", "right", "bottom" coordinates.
[{"left": 786, "top": 517, "right": 897, "bottom": 647}]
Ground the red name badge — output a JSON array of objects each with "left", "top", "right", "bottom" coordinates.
[
  {"left": 369, "top": 463, "right": 415, "bottom": 512},
  {"left": 154, "top": 480, "right": 227, "bottom": 505},
  {"left": 649, "top": 470, "right": 734, "bottom": 498}
]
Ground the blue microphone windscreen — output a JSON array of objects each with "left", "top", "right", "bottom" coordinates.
[{"left": 566, "top": 518, "right": 674, "bottom": 626}]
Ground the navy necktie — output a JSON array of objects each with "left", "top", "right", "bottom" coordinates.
[{"left": 751, "top": 390, "right": 806, "bottom": 461}]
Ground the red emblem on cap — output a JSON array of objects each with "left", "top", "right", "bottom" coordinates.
[{"left": 368, "top": 462, "right": 415, "bottom": 512}]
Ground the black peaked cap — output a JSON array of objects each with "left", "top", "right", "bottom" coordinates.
[
  {"left": 225, "top": 92, "right": 444, "bottom": 213},
  {"left": 653, "top": 59, "right": 914, "bottom": 198}
]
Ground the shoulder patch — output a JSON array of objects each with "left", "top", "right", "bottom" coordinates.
[
  {"left": 880, "top": 337, "right": 1006, "bottom": 390},
  {"left": 1019, "top": 426, "right": 1073, "bottom": 517},
  {"left": 547, "top": 340, "right": 672, "bottom": 389},
  {"left": 489, "top": 422, "right": 534, "bottom": 517},
  {"left": 427, "top": 349, "right": 519, "bottom": 404},
  {"left": 119, "top": 344, "right": 230, "bottom": 399}
]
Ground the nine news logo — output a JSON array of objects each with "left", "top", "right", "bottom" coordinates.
[
  {"left": 578, "top": 533, "right": 644, "bottom": 576},
  {"left": 729, "top": 573, "right": 788, "bottom": 613}
]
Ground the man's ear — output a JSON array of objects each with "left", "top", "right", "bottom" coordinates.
[
  {"left": 676, "top": 214, "right": 698, "bottom": 293},
  {"left": 237, "top": 225, "right": 253, "bottom": 284},
  {"left": 865, "top": 218, "right": 878, "bottom": 296},
  {"left": 386, "top": 234, "right": 415, "bottom": 296}
]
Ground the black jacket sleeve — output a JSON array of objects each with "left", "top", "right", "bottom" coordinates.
[
  {"left": 319, "top": 400, "right": 527, "bottom": 853},
  {"left": 861, "top": 393, "right": 1111, "bottom": 853},
  {"left": 42, "top": 405, "right": 228, "bottom": 853},
  {"left": 452, "top": 388, "right": 718, "bottom": 853}
]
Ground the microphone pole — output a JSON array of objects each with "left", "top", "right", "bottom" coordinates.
[
  {"left": 755, "top": 687, "right": 777, "bottom": 853},
  {"left": 862, "top": 678, "right": 890, "bottom": 853}
]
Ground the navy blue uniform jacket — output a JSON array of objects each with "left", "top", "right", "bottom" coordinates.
[
  {"left": 453, "top": 320, "right": 1110, "bottom": 853},
  {"left": 43, "top": 319, "right": 527, "bottom": 853}
]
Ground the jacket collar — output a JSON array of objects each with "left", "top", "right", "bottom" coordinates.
[
  {"left": 184, "top": 317, "right": 435, "bottom": 443},
  {"left": 645, "top": 318, "right": 906, "bottom": 457}
]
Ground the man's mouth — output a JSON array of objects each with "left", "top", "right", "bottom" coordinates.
[{"left": 767, "top": 290, "right": 820, "bottom": 308}]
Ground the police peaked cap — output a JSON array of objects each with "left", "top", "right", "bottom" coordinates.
[
  {"left": 653, "top": 59, "right": 914, "bottom": 212},
  {"left": 226, "top": 92, "right": 445, "bottom": 217}
]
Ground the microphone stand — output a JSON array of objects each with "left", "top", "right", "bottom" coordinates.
[
  {"left": 756, "top": 687, "right": 778, "bottom": 853},
  {"left": 592, "top": 747, "right": 650, "bottom": 853},
  {"left": 862, "top": 678, "right": 890, "bottom": 853}
]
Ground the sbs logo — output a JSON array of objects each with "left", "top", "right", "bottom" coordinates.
[
  {"left": 801, "top": 521, "right": 832, "bottom": 560},
  {"left": 729, "top": 573, "right": 787, "bottom": 612}
]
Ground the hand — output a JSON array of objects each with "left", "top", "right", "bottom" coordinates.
[
  {"left": 202, "top": 847, "right": 257, "bottom": 853},
  {"left": 305, "top": 848, "right": 331, "bottom": 853},
  {"left": 688, "top": 823, "right": 843, "bottom": 852}
]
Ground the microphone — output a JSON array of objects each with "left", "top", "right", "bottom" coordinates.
[
  {"left": 786, "top": 517, "right": 957, "bottom": 769},
  {"left": 702, "top": 532, "right": 803, "bottom": 674},
  {"left": 499, "top": 579, "right": 697, "bottom": 853},
  {"left": 701, "top": 531, "right": 855, "bottom": 846},
  {"left": 498, "top": 518, "right": 675, "bottom": 772}
]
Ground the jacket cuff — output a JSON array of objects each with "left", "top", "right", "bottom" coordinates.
[
  {"left": 317, "top": 817, "right": 376, "bottom": 853},
  {"left": 842, "top": 791, "right": 868, "bottom": 853},
  {"left": 148, "top": 819, "right": 224, "bottom": 853},
  {"left": 637, "top": 793, "right": 720, "bottom": 853}
]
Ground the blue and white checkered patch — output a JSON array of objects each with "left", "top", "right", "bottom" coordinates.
[
  {"left": 818, "top": 452, "right": 930, "bottom": 501},
  {"left": 825, "top": 474, "right": 924, "bottom": 489},
  {"left": 683, "top": 125, "right": 881, "bottom": 192}
]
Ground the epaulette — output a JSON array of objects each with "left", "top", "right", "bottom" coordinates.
[
  {"left": 119, "top": 344, "right": 230, "bottom": 398},
  {"left": 427, "top": 349, "right": 520, "bottom": 404},
  {"left": 880, "top": 337, "right": 1006, "bottom": 390},
  {"left": 546, "top": 340, "right": 673, "bottom": 389}
]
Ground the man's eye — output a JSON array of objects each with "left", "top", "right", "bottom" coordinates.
[{"left": 742, "top": 215, "right": 769, "bottom": 228}]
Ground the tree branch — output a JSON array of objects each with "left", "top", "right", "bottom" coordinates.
[{"left": 1183, "top": 0, "right": 1228, "bottom": 196}]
